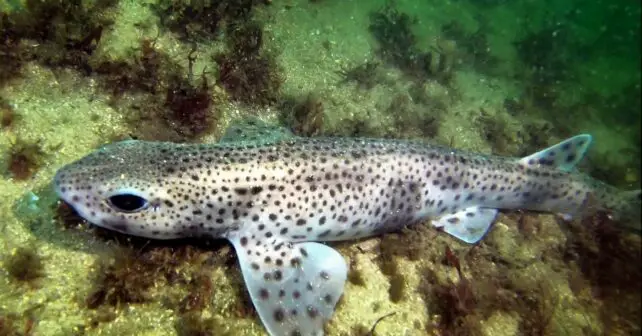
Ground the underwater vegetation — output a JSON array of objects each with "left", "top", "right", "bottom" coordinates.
[
  {"left": 440, "top": 20, "right": 498, "bottom": 75},
  {"left": 387, "top": 92, "right": 441, "bottom": 139},
  {"left": 94, "top": 35, "right": 221, "bottom": 141},
  {"left": 418, "top": 245, "right": 562, "bottom": 335},
  {"left": 92, "top": 36, "right": 176, "bottom": 96},
  {"left": 214, "top": 21, "right": 283, "bottom": 105},
  {"left": 5, "top": 138, "right": 48, "bottom": 181},
  {"left": 53, "top": 200, "right": 87, "bottom": 231},
  {"left": 85, "top": 246, "right": 157, "bottom": 308},
  {"left": 336, "top": 60, "right": 381, "bottom": 90},
  {"left": 368, "top": 1, "right": 454, "bottom": 82},
  {"left": 0, "top": 1, "right": 637, "bottom": 335},
  {"left": 515, "top": 26, "right": 573, "bottom": 111},
  {"left": 370, "top": 213, "right": 636, "bottom": 336},
  {"left": 73, "top": 232, "right": 249, "bottom": 333},
  {"left": 0, "top": 0, "right": 117, "bottom": 77},
  {"left": 51, "top": 199, "right": 252, "bottom": 333},
  {"left": 513, "top": 19, "right": 641, "bottom": 186},
  {"left": 0, "top": 311, "right": 36, "bottom": 336},
  {"left": 153, "top": 0, "right": 268, "bottom": 42},
  {"left": 55, "top": 205, "right": 221, "bottom": 316},
  {"left": 0, "top": 97, "right": 17, "bottom": 129},
  {"left": 163, "top": 48, "right": 218, "bottom": 139},
  {"left": 368, "top": 1, "right": 420, "bottom": 75},
  {"left": 0, "top": 0, "right": 286, "bottom": 144},
  {"left": 0, "top": 14, "right": 24, "bottom": 87},
  {"left": 174, "top": 312, "right": 233, "bottom": 336},
  {"left": 85, "top": 242, "right": 217, "bottom": 310},
  {"left": 2, "top": 246, "right": 45, "bottom": 285},
  {"left": 279, "top": 92, "right": 325, "bottom": 137},
  {"left": 564, "top": 211, "right": 642, "bottom": 335}
]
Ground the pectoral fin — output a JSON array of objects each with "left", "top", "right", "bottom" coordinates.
[{"left": 229, "top": 233, "right": 347, "bottom": 336}]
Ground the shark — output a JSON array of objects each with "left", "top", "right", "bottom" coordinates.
[{"left": 53, "top": 119, "right": 640, "bottom": 336}]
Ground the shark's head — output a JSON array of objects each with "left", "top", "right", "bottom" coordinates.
[{"left": 53, "top": 140, "right": 201, "bottom": 239}]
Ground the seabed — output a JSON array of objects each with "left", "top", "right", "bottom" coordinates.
[{"left": 0, "top": 0, "right": 640, "bottom": 335}]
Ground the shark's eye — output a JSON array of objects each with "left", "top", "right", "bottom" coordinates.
[{"left": 107, "top": 194, "right": 149, "bottom": 213}]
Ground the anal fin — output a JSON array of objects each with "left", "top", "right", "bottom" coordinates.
[
  {"left": 229, "top": 233, "right": 347, "bottom": 336},
  {"left": 432, "top": 206, "right": 498, "bottom": 244}
]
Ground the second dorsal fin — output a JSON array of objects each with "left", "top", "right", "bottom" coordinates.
[{"left": 518, "top": 134, "right": 592, "bottom": 172}]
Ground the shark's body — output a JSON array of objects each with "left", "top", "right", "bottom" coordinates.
[{"left": 53, "top": 121, "right": 640, "bottom": 336}]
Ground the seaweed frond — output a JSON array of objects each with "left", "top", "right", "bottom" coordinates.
[
  {"left": 0, "top": 97, "right": 18, "bottom": 129},
  {"left": 153, "top": 0, "right": 267, "bottom": 42},
  {"left": 336, "top": 60, "right": 380, "bottom": 90},
  {"left": 281, "top": 92, "right": 324, "bottom": 136},
  {"left": 5, "top": 138, "right": 48, "bottom": 180},
  {"left": 368, "top": 1, "right": 419, "bottom": 73},
  {"left": 215, "top": 21, "right": 282, "bottom": 105},
  {"left": 164, "top": 62, "right": 216, "bottom": 139},
  {"left": 369, "top": 1, "right": 456, "bottom": 82},
  {"left": 3, "top": 246, "right": 45, "bottom": 285}
]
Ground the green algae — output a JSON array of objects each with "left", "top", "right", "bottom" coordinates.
[
  {"left": 0, "top": 0, "right": 639, "bottom": 335},
  {"left": 3, "top": 245, "right": 45, "bottom": 285}
]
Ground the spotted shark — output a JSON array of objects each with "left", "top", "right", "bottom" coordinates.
[{"left": 53, "top": 120, "right": 640, "bottom": 336}]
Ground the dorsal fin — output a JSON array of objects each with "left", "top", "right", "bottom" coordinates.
[
  {"left": 228, "top": 233, "right": 347, "bottom": 336},
  {"left": 219, "top": 117, "right": 294, "bottom": 145},
  {"left": 518, "top": 134, "right": 592, "bottom": 172}
]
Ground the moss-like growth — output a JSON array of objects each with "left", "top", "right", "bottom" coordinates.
[
  {"left": 85, "top": 306, "right": 118, "bottom": 329},
  {"left": 369, "top": 1, "right": 454, "bottom": 81},
  {"left": 175, "top": 312, "right": 233, "bottom": 336},
  {"left": 420, "top": 253, "right": 482, "bottom": 335},
  {"left": 515, "top": 27, "right": 572, "bottom": 111},
  {"left": 337, "top": 60, "right": 381, "bottom": 90},
  {"left": 0, "top": 313, "right": 20, "bottom": 336},
  {"left": 5, "top": 138, "right": 48, "bottom": 180},
  {"left": 153, "top": 0, "right": 268, "bottom": 42},
  {"left": 178, "top": 271, "right": 213, "bottom": 313},
  {"left": 53, "top": 201, "right": 87, "bottom": 230},
  {"left": 116, "top": 46, "right": 221, "bottom": 142},
  {"left": 564, "top": 211, "right": 642, "bottom": 334},
  {"left": 475, "top": 107, "right": 515, "bottom": 156},
  {"left": 377, "top": 225, "right": 434, "bottom": 263},
  {"left": 0, "top": 13, "right": 24, "bottom": 88},
  {"left": 388, "top": 273, "right": 406, "bottom": 303},
  {"left": 368, "top": 1, "right": 419, "bottom": 73},
  {"left": 215, "top": 21, "right": 282, "bottom": 105},
  {"left": 3, "top": 246, "right": 45, "bottom": 284},
  {"left": 388, "top": 93, "right": 440, "bottom": 139},
  {"left": 85, "top": 241, "right": 225, "bottom": 316},
  {"left": 1, "top": 0, "right": 117, "bottom": 74},
  {"left": 347, "top": 268, "right": 366, "bottom": 287},
  {"left": 280, "top": 92, "right": 324, "bottom": 136},
  {"left": 93, "top": 37, "right": 175, "bottom": 96},
  {"left": 163, "top": 48, "right": 217, "bottom": 139},
  {"left": 0, "top": 97, "right": 17, "bottom": 129},
  {"left": 86, "top": 246, "right": 156, "bottom": 308},
  {"left": 440, "top": 20, "right": 499, "bottom": 75}
]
